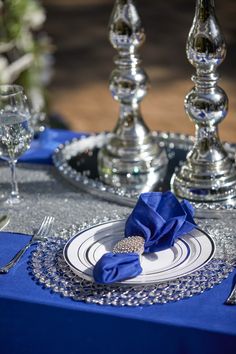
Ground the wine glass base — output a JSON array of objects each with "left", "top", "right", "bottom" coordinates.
[{"left": 2, "top": 195, "right": 23, "bottom": 207}]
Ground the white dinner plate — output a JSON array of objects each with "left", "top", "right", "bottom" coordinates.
[{"left": 63, "top": 219, "right": 215, "bottom": 285}]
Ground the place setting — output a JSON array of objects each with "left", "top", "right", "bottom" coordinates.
[
  {"left": 0, "top": 0, "right": 235, "bottom": 327},
  {"left": 25, "top": 189, "right": 234, "bottom": 306},
  {"left": 1, "top": 1, "right": 236, "bottom": 353}
]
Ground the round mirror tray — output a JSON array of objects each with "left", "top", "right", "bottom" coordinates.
[{"left": 53, "top": 132, "right": 236, "bottom": 217}]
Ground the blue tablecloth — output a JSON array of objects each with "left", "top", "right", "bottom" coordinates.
[{"left": 0, "top": 129, "right": 235, "bottom": 354}]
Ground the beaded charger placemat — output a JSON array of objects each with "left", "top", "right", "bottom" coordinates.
[{"left": 29, "top": 216, "right": 235, "bottom": 306}]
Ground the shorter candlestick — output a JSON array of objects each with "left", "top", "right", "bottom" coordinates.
[{"left": 98, "top": 0, "right": 167, "bottom": 192}]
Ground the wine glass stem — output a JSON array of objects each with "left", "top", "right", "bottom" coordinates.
[{"left": 9, "top": 159, "right": 19, "bottom": 201}]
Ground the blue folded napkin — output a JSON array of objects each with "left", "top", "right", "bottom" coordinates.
[
  {"left": 93, "top": 191, "right": 196, "bottom": 284},
  {"left": 93, "top": 253, "right": 142, "bottom": 284},
  {"left": 19, "top": 128, "right": 85, "bottom": 165}
]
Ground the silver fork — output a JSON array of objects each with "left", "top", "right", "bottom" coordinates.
[
  {"left": 225, "top": 284, "right": 236, "bottom": 305},
  {"left": 0, "top": 216, "right": 54, "bottom": 274}
]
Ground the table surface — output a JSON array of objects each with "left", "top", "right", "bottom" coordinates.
[{"left": 0, "top": 130, "right": 235, "bottom": 354}]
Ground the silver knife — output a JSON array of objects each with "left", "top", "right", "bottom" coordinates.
[
  {"left": 0, "top": 214, "right": 10, "bottom": 231},
  {"left": 225, "top": 259, "right": 236, "bottom": 305}
]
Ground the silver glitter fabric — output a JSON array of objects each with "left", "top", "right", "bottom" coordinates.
[{"left": 0, "top": 163, "right": 130, "bottom": 234}]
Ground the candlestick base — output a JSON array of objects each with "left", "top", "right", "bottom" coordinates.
[
  {"left": 171, "top": 158, "right": 236, "bottom": 202},
  {"left": 98, "top": 132, "right": 167, "bottom": 191}
]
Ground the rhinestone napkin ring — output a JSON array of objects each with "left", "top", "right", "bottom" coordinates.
[{"left": 113, "top": 236, "right": 145, "bottom": 255}]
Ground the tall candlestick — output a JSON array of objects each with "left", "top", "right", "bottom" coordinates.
[{"left": 171, "top": 0, "right": 236, "bottom": 202}]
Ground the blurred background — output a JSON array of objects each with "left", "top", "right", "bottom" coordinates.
[{"left": 2, "top": 0, "right": 236, "bottom": 141}]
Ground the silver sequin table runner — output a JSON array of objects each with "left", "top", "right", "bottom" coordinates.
[{"left": 0, "top": 163, "right": 130, "bottom": 234}]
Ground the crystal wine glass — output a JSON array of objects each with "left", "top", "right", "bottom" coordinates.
[{"left": 0, "top": 85, "right": 33, "bottom": 205}]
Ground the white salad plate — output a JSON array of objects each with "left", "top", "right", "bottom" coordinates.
[{"left": 63, "top": 219, "right": 215, "bottom": 285}]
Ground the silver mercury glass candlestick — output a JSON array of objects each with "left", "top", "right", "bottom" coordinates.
[
  {"left": 171, "top": 0, "right": 236, "bottom": 202},
  {"left": 98, "top": 0, "right": 167, "bottom": 191}
]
